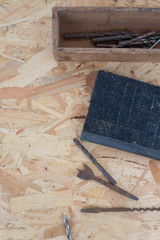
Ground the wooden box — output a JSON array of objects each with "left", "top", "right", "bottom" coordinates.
[{"left": 52, "top": 7, "right": 160, "bottom": 62}]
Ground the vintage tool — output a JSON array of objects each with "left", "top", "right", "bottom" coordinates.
[
  {"left": 81, "top": 207, "right": 160, "bottom": 213},
  {"left": 63, "top": 216, "right": 72, "bottom": 240},
  {"left": 54, "top": 7, "right": 160, "bottom": 62},
  {"left": 77, "top": 164, "right": 138, "bottom": 201},
  {"left": 96, "top": 43, "right": 124, "bottom": 48},
  {"left": 96, "top": 42, "right": 146, "bottom": 48},
  {"left": 149, "top": 35, "right": 160, "bottom": 40},
  {"left": 64, "top": 30, "right": 160, "bottom": 49},
  {"left": 64, "top": 30, "right": 132, "bottom": 39},
  {"left": 118, "top": 31, "right": 156, "bottom": 45},
  {"left": 96, "top": 39, "right": 156, "bottom": 48},
  {"left": 73, "top": 138, "right": 116, "bottom": 185},
  {"left": 92, "top": 33, "right": 138, "bottom": 43},
  {"left": 150, "top": 39, "right": 160, "bottom": 49}
]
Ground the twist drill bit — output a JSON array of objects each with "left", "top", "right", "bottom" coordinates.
[
  {"left": 81, "top": 207, "right": 160, "bottom": 213},
  {"left": 64, "top": 30, "right": 132, "bottom": 39},
  {"left": 150, "top": 39, "right": 160, "bottom": 49},
  {"left": 92, "top": 33, "right": 139, "bottom": 43},
  {"left": 63, "top": 216, "right": 72, "bottom": 240},
  {"left": 64, "top": 30, "right": 160, "bottom": 49},
  {"left": 73, "top": 138, "right": 116, "bottom": 185},
  {"left": 96, "top": 39, "right": 157, "bottom": 48},
  {"left": 119, "top": 31, "right": 156, "bottom": 45}
]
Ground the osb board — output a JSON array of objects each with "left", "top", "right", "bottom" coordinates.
[{"left": 1, "top": 1, "right": 160, "bottom": 240}]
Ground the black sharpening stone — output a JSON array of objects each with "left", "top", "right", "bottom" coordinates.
[{"left": 81, "top": 71, "right": 160, "bottom": 160}]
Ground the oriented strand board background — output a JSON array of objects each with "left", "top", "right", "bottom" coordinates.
[{"left": 1, "top": 1, "right": 160, "bottom": 240}]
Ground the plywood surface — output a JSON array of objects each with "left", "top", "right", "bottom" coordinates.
[{"left": 1, "top": 1, "right": 160, "bottom": 240}]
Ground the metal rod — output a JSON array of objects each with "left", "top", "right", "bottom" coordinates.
[
  {"left": 96, "top": 42, "right": 146, "bottom": 48},
  {"left": 73, "top": 138, "right": 116, "bottom": 185},
  {"left": 63, "top": 216, "right": 72, "bottom": 240},
  {"left": 64, "top": 30, "right": 160, "bottom": 49},
  {"left": 92, "top": 33, "right": 138, "bottom": 43},
  {"left": 96, "top": 39, "right": 156, "bottom": 48},
  {"left": 149, "top": 35, "right": 160, "bottom": 40},
  {"left": 81, "top": 207, "right": 160, "bottom": 213},
  {"left": 150, "top": 39, "right": 160, "bottom": 49},
  {"left": 119, "top": 31, "right": 156, "bottom": 45},
  {"left": 96, "top": 43, "right": 123, "bottom": 48},
  {"left": 64, "top": 30, "right": 132, "bottom": 39}
]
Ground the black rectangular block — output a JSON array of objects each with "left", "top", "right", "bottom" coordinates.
[{"left": 81, "top": 71, "right": 160, "bottom": 160}]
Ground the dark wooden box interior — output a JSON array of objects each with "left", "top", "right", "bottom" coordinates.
[{"left": 56, "top": 7, "right": 160, "bottom": 49}]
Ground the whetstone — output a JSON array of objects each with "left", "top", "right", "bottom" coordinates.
[{"left": 81, "top": 71, "right": 160, "bottom": 160}]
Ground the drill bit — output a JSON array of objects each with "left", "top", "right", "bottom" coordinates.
[
  {"left": 81, "top": 207, "right": 160, "bottom": 213},
  {"left": 77, "top": 164, "right": 138, "bottom": 201},
  {"left": 63, "top": 216, "right": 72, "bottom": 240},
  {"left": 64, "top": 30, "right": 132, "bottom": 39},
  {"left": 73, "top": 138, "right": 116, "bottom": 185},
  {"left": 92, "top": 33, "right": 138, "bottom": 43},
  {"left": 119, "top": 31, "right": 156, "bottom": 45},
  {"left": 150, "top": 39, "right": 160, "bottom": 49}
]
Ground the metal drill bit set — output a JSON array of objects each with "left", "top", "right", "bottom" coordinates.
[
  {"left": 74, "top": 138, "right": 138, "bottom": 201},
  {"left": 64, "top": 30, "right": 160, "bottom": 49},
  {"left": 73, "top": 138, "right": 160, "bottom": 216},
  {"left": 63, "top": 122, "right": 160, "bottom": 240}
]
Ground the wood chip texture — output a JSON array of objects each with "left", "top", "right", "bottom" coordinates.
[{"left": 0, "top": 1, "right": 160, "bottom": 240}]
